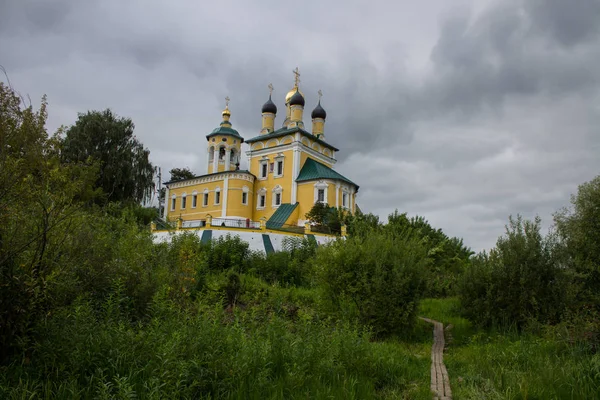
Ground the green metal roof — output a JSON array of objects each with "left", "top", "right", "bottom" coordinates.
[
  {"left": 245, "top": 126, "right": 339, "bottom": 152},
  {"left": 205, "top": 122, "right": 244, "bottom": 141},
  {"left": 266, "top": 202, "right": 298, "bottom": 229},
  {"left": 296, "top": 158, "right": 358, "bottom": 189}
]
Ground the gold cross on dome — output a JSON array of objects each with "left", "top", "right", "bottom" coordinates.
[
  {"left": 268, "top": 83, "right": 274, "bottom": 95},
  {"left": 318, "top": 89, "right": 323, "bottom": 100},
  {"left": 292, "top": 67, "right": 300, "bottom": 86},
  {"left": 225, "top": 96, "right": 230, "bottom": 108}
]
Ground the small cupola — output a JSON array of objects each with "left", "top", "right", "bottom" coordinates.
[
  {"left": 311, "top": 90, "right": 327, "bottom": 139},
  {"left": 289, "top": 88, "right": 305, "bottom": 107},
  {"left": 261, "top": 94, "right": 278, "bottom": 114},
  {"left": 261, "top": 84, "right": 277, "bottom": 134},
  {"left": 311, "top": 100, "right": 326, "bottom": 119}
]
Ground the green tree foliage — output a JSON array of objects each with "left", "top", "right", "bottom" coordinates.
[
  {"left": 0, "top": 83, "right": 99, "bottom": 359},
  {"left": 60, "top": 109, "right": 154, "bottom": 204},
  {"left": 316, "top": 231, "right": 427, "bottom": 337},
  {"left": 305, "top": 202, "right": 348, "bottom": 235},
  {"left": 385, "top": 211, "right": 473, "bottom": 297},
  {"left": 169, "top": 167, "right": 195, "bottom": 181},
  {"left": 459, "top": 215, "right": 567, "bottom": 329},
  {"left": 554, "top": 176, "right": 600, "bottom": 310}
]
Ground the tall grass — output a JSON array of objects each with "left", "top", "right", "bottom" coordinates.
[
  {"left": 420, "top": 298, "right": 600, "bottom": 400},
  {"left": 0, "top": 287, "right": 432, "bottom": 400}
]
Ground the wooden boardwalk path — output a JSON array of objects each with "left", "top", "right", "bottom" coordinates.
[{"left": 420, "top": 317, "right": 452, "bottom": 400}]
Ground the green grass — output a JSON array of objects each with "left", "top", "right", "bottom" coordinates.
[
  {"left": 419, "top": 297, "right": 600, "bottom": 400},
  {"left": 0, "top": 284, "right": 432, "bottom": 400}
]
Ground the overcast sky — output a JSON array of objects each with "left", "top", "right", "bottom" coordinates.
[{"left": 2, "top": 0, "right": 599, "bottom": 251}]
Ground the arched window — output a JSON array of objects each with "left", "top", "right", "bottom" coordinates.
[
  {"left": 208, "top": 146, "right": 215, "bottom": 161},
  {"left": 257, "top": 188, "right": 267, "bottom": 210},
  {"left": 181, "top": 192, "right": 187, "bottom": 209},
  {"left": 230, "top": 148, "right": 238, "bottom": 165},
  {"left": 242, "top": 186, "right": 249, "bottom": 205},
  {"left": 203, "top": 189, "right": 209, "bottom": 206},
  {"left": 219, "top": 147, "right": 226, "bottom": 161},
  {"left": 272, "top": 185, "right": 283, "bottom": 208},
  {"left": 191, "top": 190, "right": 198, "bottom": 208},
  {"left": 170, "top": 194, "right": 177, "bottom": 211},
  {"left": 215, "top": 187, "right": 221, "bottom": 205}
]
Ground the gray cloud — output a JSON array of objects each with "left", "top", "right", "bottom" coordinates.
[{"left": 1, "top": 0, "right": 599, "bottom": 251}]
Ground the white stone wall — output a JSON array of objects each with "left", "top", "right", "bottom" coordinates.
[{"left": 152, "top": 228, "right": 337, "bottom": 253}]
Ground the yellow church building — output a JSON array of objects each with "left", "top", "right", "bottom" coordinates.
[{"left": 162, "top": 70, "right": 359, "bottom": 234}]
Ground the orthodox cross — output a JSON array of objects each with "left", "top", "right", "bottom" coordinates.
[
  {"left": 268, "top": 83, "right": 274, "bottom": 95},
  {"left": 225, "top": 96, "right": 230, "bottom": 108},
  {"left": 292, "top": 67, "right": 300, "bottom": 86},
  {"left": 318, "top": 89, "right": 323, "bottom": 100}
]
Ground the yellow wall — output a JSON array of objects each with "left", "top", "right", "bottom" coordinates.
[
  {"left": 296, "top": 180, "right": 356, "bottom": 222},
  {"left": 166, "top": 174, "right": 255, "bottom": 222},
  {"left": 249, "top": 146, "right": 295, "bottom": 221},
  {"left": 225, "top": 178, "right": 253, "bottom": 219},
  {"left": 167, "top": 180, "right": 224, "bottom": 221}
]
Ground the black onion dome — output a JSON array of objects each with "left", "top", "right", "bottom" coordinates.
[
  {"left": 289, "top": 88, "right": 305, "bottom": 106},
  {"left": 261, "top": 95, "right": 277, "bottom": 114},
  {"left": 311, "top": 100, "right": 327, "bottom": 119}
]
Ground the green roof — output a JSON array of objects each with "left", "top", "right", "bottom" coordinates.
[
  {"left": 245, "top": 126, "right": 338, "bottom": 152},
  {"left": 296, "top": 158, "right": 358, "bottom": 189},
  {"left": 266, "top": 202, "right": 298, "bottom": 229},
  {"left": 205, "top": 122, "right": 244, "bottom": 141}
]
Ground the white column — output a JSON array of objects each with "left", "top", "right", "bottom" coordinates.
[
  {"left": 291, "top": 145, "right": 300, "bottom": 203},
  {"left": 164, "top": 187, "right": 170, "bottom": 219},
  {"left": 335, "top": 183, "right": 340, "bottom": 207},
  {"left": 222, "top": 176, "right": 229, "bottom": 216},
  {"left": 225, "top": 148, "right": 231, "bottom": 171},
  {"left": 213, "top": 148, "right": 219, "bottom": 173}
]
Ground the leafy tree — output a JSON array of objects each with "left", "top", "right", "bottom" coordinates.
[
  {"left": 305, "top": 203, "right": 348, "bottom": 234},
  {"left": 459, "top": 215, "right": 566, "bottom": 328},
  {"left": 60, "top": 109, "right": 154, "bottom": 204},
  {"left": 0, "top": 83, "right": 99, "bottom": 359},
  {"left": 169, "top": 167, "right": 195, "bottom": 181},
  {"left": 554, "top": 176, "right": 600, "bottom": 310},
  {"left": 385, "top": 211, "right": 473, "bottom": 297}
]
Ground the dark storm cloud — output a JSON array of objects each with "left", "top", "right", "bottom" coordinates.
[{"left": 1, "top": 0, "right": 599, "bottom": 251}]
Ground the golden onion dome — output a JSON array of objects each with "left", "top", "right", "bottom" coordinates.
[
  {"left": 285, "top": 86, "right": 304, "bottom": 104},
  {"left": 222, "top": 107, "right": 230, "bottom": 117}
]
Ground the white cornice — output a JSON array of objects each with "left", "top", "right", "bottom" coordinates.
[
  {"left": 245, "top": 141, "right": 336, "bottom": 166},
  {"left": 166, "top": 172, "right": 255, "bottom": 189}
]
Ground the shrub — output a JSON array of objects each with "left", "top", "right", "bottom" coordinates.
[
  {"left": 459, "top": 215, "right": 567, "bottom": 329},
  {"left": 315, "top": 232, "right": 427, "bottom": 337}
]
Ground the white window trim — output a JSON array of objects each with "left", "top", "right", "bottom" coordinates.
[
  {"left": 242, "top": 186, "right": 249, "bottom": 206},
  {"left": 274, "top": 155, "right": 284, "bottom": 178},
  {"left": 181, "top": 192, "right": 187, "bottom": 209},
  {"left": 314, "top": 181, "right": 328, "bottom": 204},
  {"left": 203, "top": 189, "right": 209, "bottom": 207},
  {"left": 214, "top": 187, "right": 221, "bottom": 205},
  {"left": 272, "top": 185, "right": 283, "bottom": 208},
  {"left": 257, "top": 188, "right": 267, "bottom": 210},
  {"left": 259, "top": 159, "right": 268, "bottom": 180},
  {"left": 191, "top": 191, "right": 198, "bottom": 208}
]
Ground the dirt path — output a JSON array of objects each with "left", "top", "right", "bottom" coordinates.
[{"left": 420, "top": 317, "right": 452, "bottom": 400}]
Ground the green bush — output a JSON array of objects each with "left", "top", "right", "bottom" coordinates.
[
  {"left": 459, "top": 215, "right": 567, "bottom": 329},
  {"left": 315, "top": 232, "right": 427, "bottom": 337}
]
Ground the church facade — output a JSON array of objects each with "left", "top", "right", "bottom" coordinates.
[{"left": 163, "top": 71, "right": 359, "bottom": 233}]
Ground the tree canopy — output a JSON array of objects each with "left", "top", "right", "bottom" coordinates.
[
  {"left": 60, "top": 109, "right": 154, "bottom": 204},
  {"left": 169, "top": 167, "right": 195, "bottom": 181}
]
